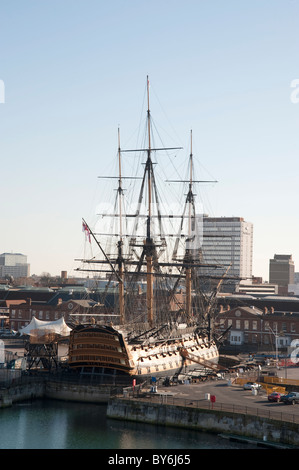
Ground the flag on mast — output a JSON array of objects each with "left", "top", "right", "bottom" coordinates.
[{"left": 82, "top": 221, "right": 91, "bottom": 243}]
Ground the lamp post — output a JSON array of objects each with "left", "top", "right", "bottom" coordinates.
[{"left": 268, "top": 325, "right": 279, "bottom": 368}]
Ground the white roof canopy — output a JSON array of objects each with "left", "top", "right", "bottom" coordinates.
[{"left": 19, "top": 316, "right": 71, "bottom": 337}]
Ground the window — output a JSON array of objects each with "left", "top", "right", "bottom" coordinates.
[
  {"left": 39, "top": 311, "right": 43, "bottom": 319},
  {"left": 236, "top": 320, "right": 241, "bottom": 329},
  {"left": 291, "top": 323, "right": 296, "bottom": 333},
  {"left": 253, "top": 321, "right": 257, "bottom": 330},
  {"left": 244, "top": 320, "right": 249, "bottom": 330},
  {"left": 230, "top": 335, "right": 242, "bottom": 344}
]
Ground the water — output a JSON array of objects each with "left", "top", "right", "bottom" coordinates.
[{"left": 0, "top": 399, "right": 257, "bottom": 449}]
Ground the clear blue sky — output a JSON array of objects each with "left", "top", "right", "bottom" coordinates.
[{"left": 1, "top": 0, "right": 299, "bottom": 281}]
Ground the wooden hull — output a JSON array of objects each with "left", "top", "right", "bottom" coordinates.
[
  {"left": 68, "top": 324, "right": 133, "bottom": 374},
  {"left": 68, "top": 324, "right": 219, "bottom": 378}
]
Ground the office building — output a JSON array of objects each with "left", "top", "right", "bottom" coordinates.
[
  {"left": 0, "top": 253, "right": 30, "bottom": 278},
  {"left": 269, "top": 254, "right": 294, "bottom": 294},
  {"left": 236, "top": 281, "right": 278, "bottom": 296},
  {"left": 201, "top": 217, "right": 253, "bottom": 289}
]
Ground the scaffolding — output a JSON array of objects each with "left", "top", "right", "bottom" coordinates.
[
  {"left": 25, "top": 330, "right": 59, "bottom": 371},
  {"left": 20, "top": 317, "right": 71, "bottom": 372}
]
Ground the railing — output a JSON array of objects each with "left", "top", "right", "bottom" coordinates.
[
  {"left": 263, "top": 376, "right": 299, "bottom": 386},
  {"left": 120, "top": 392, "right": 299, "bottom": 425}
]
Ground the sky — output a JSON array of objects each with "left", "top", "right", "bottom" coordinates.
[{"left": 1, "top": 0, "right": 299, "bottom": 281}]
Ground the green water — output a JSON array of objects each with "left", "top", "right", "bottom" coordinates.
[{"left": 0, "top": 399, "right": 255, "bottom": 449}]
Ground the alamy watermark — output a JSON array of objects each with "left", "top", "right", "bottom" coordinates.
[
  {"left": 290, "top": 79, "right": 299, "bottom": 103},
  {"left": 93, "top": 201, "right": 204, "bottom": 251},
  {"left": 290, "top": 339, "right": 299, "bottom": 364}
]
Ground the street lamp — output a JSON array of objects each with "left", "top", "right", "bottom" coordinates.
[{"left": 267, "top": 325, "right": 279, "bottom": 368}]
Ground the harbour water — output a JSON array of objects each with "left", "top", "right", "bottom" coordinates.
[{"left": 0, "top": 399, "right": 258, "bottom": 449}]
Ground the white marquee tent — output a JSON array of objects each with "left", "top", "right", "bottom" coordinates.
[{"left": 19, "top": 316, "right": 71, "bottom": 337}]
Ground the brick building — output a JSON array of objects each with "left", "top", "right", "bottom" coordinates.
[
  {"left": 9, "top": 298, "right": 106, "bottom": 331},
  {"left": 217, "top": 305, "right": 299, "bottom": 350}
]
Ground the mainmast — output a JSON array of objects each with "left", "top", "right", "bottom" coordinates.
[
  {"left": 126, "top": 76, "right": 182, "bottom": 327},
  {"left": 117, "top": 128, "right": 125, "bottom": 325},
  {"left": 185, "top": 130, "right": 194, "bottom": 319},
  {"left": 77, "top": 76, "right": 183, "bottom": 328},
  {"left": 145, "top": 76, "right": 154, "bottom": 327}
]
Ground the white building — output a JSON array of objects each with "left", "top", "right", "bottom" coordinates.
[
  {"left": 0, "top": 253, "right": 30, "bottom": 278},
  {"left": 237, "top": 281, "right": 278, "bottom": 295},
  {"left": 201, "top": 217, "right": 253, "bottom": 285}
]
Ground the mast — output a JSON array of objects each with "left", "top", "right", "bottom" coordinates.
[
  {"left": 117, "top": 128, "right": 125, "bottom": 324},
  {"left": 185, "top": 130, "right": 193, "bottom": 319},
  {"left": 145, "top": 76, "right": 154, "bottom": 327},
  {"left": 168, "top": 130, "right": 217, "bottom": 320},
  {"left": 77, "top": 77, "right": 183, "bottom": 327}
]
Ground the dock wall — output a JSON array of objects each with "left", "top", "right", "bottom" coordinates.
[
  {"left": 0, "top": 380, "right": 117, "bottom": 407},
  {"left": 45, "top": 381, "right": 114, "bottom": 403},
  {"left": 0, "top": 381, "right": 45, "bottom": 408},
  {"left": 107, "top": 398, "right": 299, "bottom": 447}
]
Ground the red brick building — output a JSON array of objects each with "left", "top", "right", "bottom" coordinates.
[
  {"left": 9, "top": 298, "right": 106, "bottom": 331},
  {"left": 217, "top": 306, "right": 299, "bottom": 350}
]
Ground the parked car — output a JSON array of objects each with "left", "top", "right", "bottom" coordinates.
[
  {"left": 281, "top": 392, "right": 299, "bottom": 405},
  {"left": 268, "top": 392, "right": 283, "bottom": 402},
  {"left": 243, "top": 382, "right": 262, "bottom": 390}
]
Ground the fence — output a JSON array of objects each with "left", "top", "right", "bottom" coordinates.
[
  {"left": 233, "top": 376, "right": 286, "bottom": 394},
  {"left": 121, "top": 391, "right": 299, "bottom": 425},
  {"left": 263, "top": 376, "right": 299, "bottom": 386}
]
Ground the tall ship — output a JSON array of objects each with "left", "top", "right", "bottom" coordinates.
[{"left": 69, "top": 78, "right": 229, "bottom": 380}]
